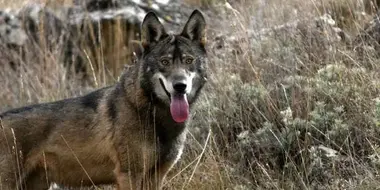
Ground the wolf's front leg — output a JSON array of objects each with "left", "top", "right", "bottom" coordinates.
[
  {"left": 113, "top": 156, "right": 145, "bottom": 190},
  {"left": 114, "top": 169, "right": 143, "bottom": 190},
  {"left": 146, "top": 161, "right": 175, "bottom": 190},
  {"left": 147, "top": 148, "right": 185, "bottom": 190},
  {"left": 113, "top": 155, "right": 172, "bottom": 190},
  {"left": 112, "top": 147, "right": 149, "bottom": 190}
]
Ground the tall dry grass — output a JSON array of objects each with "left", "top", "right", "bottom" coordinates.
[
  {"left": 2, "top": 0, "right": 380, "bottom": 189},
  {"left": 167, "top": 0, "right": 380, "bottom": 189}
]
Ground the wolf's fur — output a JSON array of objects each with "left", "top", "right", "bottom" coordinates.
[{"left": 0, "top": 10, "right": 207, "bottom": 190}]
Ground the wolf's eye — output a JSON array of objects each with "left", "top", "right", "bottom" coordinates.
[
  {"left": 185, "top": 57, "right": 194, "bottom": 64},
  {"left": 160, "top": 59, "right": 170, "bottom": 66}
]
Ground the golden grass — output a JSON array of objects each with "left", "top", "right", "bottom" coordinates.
[{"left": 1, "top": 0, "right": 380, "bottom": 189}]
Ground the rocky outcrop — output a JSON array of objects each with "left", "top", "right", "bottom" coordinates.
[
  {"left": 0, "top": 0, "right": 360, "bottom": 84},
  {"left": 0, "top": 0, "right": 198, "bottom": 83}
]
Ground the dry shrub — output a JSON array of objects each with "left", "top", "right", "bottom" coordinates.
[
  {"left": 317, "top": 0, "right": 379, "bottom": 32},
  {"left": 2, "top": 0, "right": 380, "bottom": 189},
  {"left": 171, "top": 1, "right": 380, "bottom": 189}
]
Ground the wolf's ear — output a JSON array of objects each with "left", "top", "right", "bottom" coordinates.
[
  {"left": 181, "top": 10, "right": 206, "bottom": 46},
  {"left": 141, "top": 12, "right": 167, "bottom": 48}
]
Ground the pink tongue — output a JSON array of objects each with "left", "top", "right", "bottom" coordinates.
[{"left": 170, "top": 94, "right": 189, "bottom": 123}]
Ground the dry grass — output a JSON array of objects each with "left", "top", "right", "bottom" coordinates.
[{"left": 2, "top": 0, "right": 380, "bottom": 189}]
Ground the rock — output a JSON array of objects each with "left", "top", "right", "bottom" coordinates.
[
  {"left": 0, "top": 0, "right": 198, "bottom": 83},
  {"left": 82, "top": 0, "right": 120, "bottom": 11},
  {"left": 0, "top": 10, "right": 28, "bottom": 71},
  {"left": 0, "top": 10, "right": 27, "bottom": 46},
  {"left": 0, "top": 0, "right": 349, "bottom": 86}
]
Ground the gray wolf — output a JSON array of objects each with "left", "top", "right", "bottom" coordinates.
[{"left": 0, "top": 9, "right": 207, "bottom": 190}]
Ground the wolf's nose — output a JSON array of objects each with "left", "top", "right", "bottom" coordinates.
[{"left": 173, "top": 82, "right": 187, "bottom": 93}]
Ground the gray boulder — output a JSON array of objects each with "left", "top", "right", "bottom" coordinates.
[{"left": 0, "top": 0, "right": 197, "bottom": 82}]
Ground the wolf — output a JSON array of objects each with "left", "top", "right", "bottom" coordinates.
[{"left": 0, "top": 9, "right": 207, "bottom": 190}]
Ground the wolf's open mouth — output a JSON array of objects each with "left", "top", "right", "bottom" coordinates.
[{"left": 159, "top": 78, "right": 189, "bottom": 123}]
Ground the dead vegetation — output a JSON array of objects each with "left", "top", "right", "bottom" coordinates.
[{"left": 2, "top": 0, "right": 380, "bottom": 189}]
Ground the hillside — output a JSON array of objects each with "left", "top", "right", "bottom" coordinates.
[{"left": 1, "top": 0, "right": 380, "bottom": 189}]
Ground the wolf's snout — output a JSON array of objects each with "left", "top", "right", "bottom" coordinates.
[{"left": 173, "top": 81, "right": 187, "bottom": 94}]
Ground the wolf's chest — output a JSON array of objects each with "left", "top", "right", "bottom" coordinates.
[{"left": 156, "top": 130, "right": 187, "bottom": 163}]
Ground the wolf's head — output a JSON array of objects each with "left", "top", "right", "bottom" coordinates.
[{"left": 138, "top": 10, "right": 207, "bottom": 123}]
